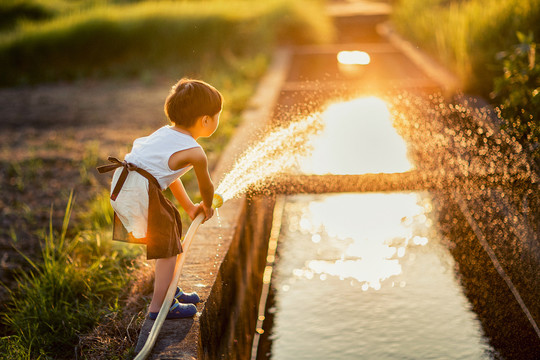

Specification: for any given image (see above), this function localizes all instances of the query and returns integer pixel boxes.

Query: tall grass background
[392,0,540,96]
[0,0,333,85]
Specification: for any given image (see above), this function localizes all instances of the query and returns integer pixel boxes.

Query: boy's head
[164,78,223,128]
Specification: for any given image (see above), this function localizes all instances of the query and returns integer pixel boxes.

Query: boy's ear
[196,115,207,126]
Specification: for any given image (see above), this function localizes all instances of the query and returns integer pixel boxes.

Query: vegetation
[0,0,332,86]
[0,193,144,359]
[392,0,540,96]
[0,0,56,30]
[492,32,540,161]
[392,0,540,162]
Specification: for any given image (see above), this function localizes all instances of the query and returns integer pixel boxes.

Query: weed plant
[78,188,114,231]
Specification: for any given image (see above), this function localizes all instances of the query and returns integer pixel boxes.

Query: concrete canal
[252,96,538,359]
[252,96,494,359]
[248,3,540,360]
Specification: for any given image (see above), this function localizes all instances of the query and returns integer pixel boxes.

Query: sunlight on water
[270,193,493,360]
[288,193,428,290]
[337,50,371,65]
[337,51,371,77]
[216,96,413,204]
[215,91,535,205]
[299,97,412,175]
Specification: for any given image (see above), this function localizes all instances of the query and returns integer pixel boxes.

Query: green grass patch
[0,0,332,85]
[0,192,143,359]
[391,0,540,96]
[78,188,114,231]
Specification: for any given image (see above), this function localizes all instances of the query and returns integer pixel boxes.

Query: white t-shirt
[110,126,200,238]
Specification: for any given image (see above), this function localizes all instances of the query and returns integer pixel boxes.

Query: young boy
[97,78,222,319]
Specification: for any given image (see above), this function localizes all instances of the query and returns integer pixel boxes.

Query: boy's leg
[148,255,176,313]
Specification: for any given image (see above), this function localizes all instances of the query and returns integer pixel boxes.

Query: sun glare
[337,50,371,65]
[300,97,413,175]
[290,193,430,290]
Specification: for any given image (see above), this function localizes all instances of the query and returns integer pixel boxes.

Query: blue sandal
[149,299,197,320]
[175,287,201,304]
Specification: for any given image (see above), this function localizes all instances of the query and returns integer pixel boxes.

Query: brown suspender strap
[96,156,160,201]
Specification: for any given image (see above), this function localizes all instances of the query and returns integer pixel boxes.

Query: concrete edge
[135,47,292,359]
[377,21,461,97]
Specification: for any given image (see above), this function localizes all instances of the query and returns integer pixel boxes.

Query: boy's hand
[201,202,214,223]
[186,204,200,221]
[191,202,214,223]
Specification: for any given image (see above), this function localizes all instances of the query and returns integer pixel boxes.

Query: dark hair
[164,78,223,127]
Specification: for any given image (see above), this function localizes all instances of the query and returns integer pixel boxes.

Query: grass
[6,157,44,192]
[0,192,144,359]
[78,188,114,231]
[0,0,333,86]
[80,141,101,186]
[391,0,540,96]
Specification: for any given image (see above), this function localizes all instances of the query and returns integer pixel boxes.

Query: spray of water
[216,91,538,202]
[212,89,539,351]
[388,92,536,183]
[216,113,324,202]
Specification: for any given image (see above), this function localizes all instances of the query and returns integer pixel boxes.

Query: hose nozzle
[212,193,224,209]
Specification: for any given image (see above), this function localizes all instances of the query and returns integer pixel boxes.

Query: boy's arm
[190,149,214,214]
[169,179,198,220]
[169,147,215,221]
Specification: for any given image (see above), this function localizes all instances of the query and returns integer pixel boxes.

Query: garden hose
[134,193,224,360]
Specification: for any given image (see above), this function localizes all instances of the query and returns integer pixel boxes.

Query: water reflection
[337,51,371,65]
[263,96,496,359]
[337,51,371,77]
[290,193,427,290]
[299,97,412,175]
[267,193,495,360]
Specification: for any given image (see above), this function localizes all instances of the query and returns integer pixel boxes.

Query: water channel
[256,97,505,359]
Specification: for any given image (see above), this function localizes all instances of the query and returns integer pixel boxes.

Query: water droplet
[361,283,369,291]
